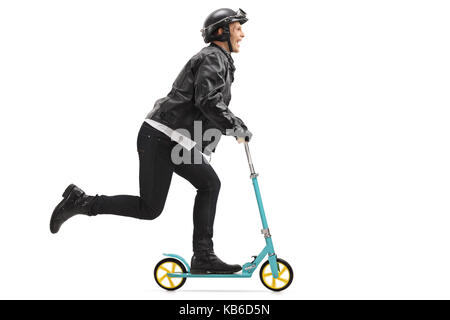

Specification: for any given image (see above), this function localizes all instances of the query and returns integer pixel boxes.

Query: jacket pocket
[162,110,177,125]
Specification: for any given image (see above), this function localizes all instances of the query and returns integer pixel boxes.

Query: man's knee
[139,202,163,220]
[205,177,221,193]
[211,177,221,192]
[196,177,221,193]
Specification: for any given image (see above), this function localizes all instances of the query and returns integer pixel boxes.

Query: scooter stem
[243,142,268,230]
[243,142,278,277]
[244,142,257,178]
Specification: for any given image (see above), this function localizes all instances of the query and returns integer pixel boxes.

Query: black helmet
[201,8,248,52]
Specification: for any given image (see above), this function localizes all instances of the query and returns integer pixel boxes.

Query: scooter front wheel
[259,258,293,291]
[154,258,187,291]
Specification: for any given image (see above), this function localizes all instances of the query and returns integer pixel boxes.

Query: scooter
[154,141,293,291]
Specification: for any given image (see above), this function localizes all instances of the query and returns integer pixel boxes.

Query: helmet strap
[227,38,233,53]
[224,25,233,53]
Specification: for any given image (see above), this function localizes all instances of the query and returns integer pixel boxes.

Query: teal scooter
[154,142,293,291]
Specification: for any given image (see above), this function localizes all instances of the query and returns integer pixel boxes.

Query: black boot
[50,184,98,234]
[190,251,242,274]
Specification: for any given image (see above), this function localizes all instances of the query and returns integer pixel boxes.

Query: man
[50,8,252,274]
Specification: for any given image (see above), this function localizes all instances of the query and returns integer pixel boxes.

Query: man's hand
[237,137,246,144]
[231,127,252,143]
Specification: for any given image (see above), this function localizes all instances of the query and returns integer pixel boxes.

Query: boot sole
[190,269,242,275]
[49,184,76,234]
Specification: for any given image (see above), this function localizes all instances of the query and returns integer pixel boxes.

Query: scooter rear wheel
[259,258,293,291]
[154,258,187,291]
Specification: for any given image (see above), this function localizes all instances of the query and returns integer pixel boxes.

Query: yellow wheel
[154,258,187,291]
[259,258,293,291]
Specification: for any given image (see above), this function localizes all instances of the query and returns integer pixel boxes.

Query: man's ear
[216,27,223,35]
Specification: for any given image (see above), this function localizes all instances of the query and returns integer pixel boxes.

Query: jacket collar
[209,42,235,71]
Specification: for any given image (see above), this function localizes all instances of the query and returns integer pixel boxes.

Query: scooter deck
[167,272,253,278]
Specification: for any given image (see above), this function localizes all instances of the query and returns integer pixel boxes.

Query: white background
[1,0,449,299]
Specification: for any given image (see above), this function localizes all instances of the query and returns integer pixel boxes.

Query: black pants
[91,121,221,253]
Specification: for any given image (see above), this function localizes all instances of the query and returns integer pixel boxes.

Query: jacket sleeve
[194,53,250,138]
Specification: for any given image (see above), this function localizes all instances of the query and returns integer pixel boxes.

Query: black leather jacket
[146,43,251,155]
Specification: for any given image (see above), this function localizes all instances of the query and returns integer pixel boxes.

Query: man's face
[229,22,245,52]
